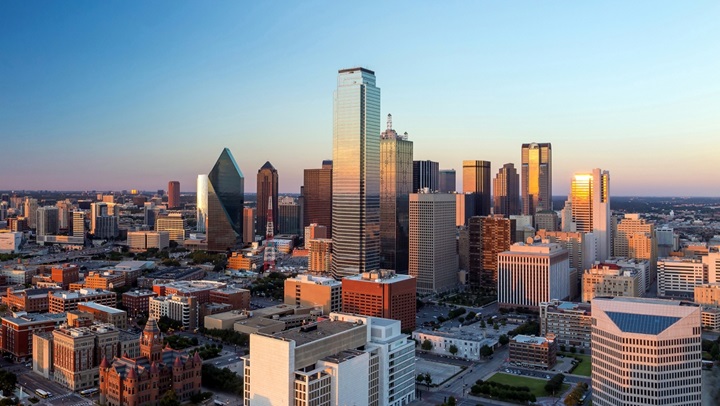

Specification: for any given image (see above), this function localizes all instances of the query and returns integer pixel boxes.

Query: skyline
[2,2,719,196]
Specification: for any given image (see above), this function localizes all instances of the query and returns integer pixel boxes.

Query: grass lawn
[560,353,592,376]
[487,373,569,398]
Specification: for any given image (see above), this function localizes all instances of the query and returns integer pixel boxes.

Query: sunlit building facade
[257,161,279,236]
[462,160,491,216]
[303,160,333,236]
[521,142,552,216]
[196,174,208,232]
[570,168,610,261]
[493,163,520,216]
[331,67,381,279]
[207,148,244,251]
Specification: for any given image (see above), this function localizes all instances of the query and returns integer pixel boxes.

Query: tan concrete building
[658,257,707,299]
[695,283,720,306]
[32,331,54,379]
[84,270,126,290]
[582,263,642,302]
[284,274,341,315]
[540,300,592,349]
[155,213,185,242]
[48,289,117,313]
[613,214,657,273]
[308,238,332,273]
[127,231,170,252]
[77,302,128,329]
[52,323,120,390]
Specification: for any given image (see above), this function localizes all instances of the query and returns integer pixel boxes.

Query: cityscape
[2,3,720,406]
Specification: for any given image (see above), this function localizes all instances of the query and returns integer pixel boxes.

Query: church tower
[140,317,163,362]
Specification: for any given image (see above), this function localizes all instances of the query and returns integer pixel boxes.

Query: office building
[412,160,438,192]
[342,270,416,331]
[582,263,642,302]
[657,258,707,299]
[534,210,558,232]
[304,223,327,247]
[703,251,720,283]
[207,148,244,251]
[540,300,592,349]
[614,214,657,275]
[49,289,117,313]
[76,302,127,329]
[455,193,477,227]
[155,213,185,242]
[466,216,514,291]
[509,335,557,370]
[278,196,301,235]
[570,169,611,261]
[71,211,86,238]
[257,161,279,236]
[127,230,170,252]
[51,264,80,289]
[151,280,227,303]
[409,192,457,294]
[242,312,415,406]
[308,238,333,273]
[521,142,552,215]
[99,318,202,406]
[536,230,593,274]
[380,114,413,273]
[284,274,342,315]
[36,206,59,236]
[438,169,456,193]
[2,287,53,313]
[694,283,720,306]
[24,197,38,229]
[149,295,199,330]
[209,287,250,311]
[196,174,208,232]
[591,297,702,406]
[167,181,180,209]
[0,232,22,253]
[331,67,381,279]
[55,200,71,231]
[497,241,570,310]
[1,312,64,360]
[493,163,520,216]
[656,226,676,257]
[122,290,158,317]
[51,323,120,390]
[243,207,255,243]
[462,160,491,216]
[303,160,332,236]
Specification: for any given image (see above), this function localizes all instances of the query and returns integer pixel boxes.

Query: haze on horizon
[1,1,719,197]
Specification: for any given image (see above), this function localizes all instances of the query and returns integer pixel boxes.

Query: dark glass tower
[493,163,520,216]
[207,148,244,251]
[462,160,492,216]
[412,160,439,192]
[256,161,278,236]
[303,160,333,236]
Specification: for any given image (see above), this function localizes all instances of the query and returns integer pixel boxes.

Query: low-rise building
[2,287,54,312]
[52,323,120,390]
[508,334,557,370]
[539,300,592,349]
[84,270,126,290]
[284,274,342,315]
[149,295,199,330]
[1,312,66,360]
[122,289,158,317]
[582,263,642,302]
[48,289,117,313]
[77,302,128,329]
[412,329,499,361]
[208,287,251,311]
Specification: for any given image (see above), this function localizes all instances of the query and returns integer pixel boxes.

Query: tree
[711,343,720,360]
[480,320,486,328]
[423,373,432,388]
[493,323,499,330]
[446,396,457,406]
[159,390,180,406]
[422,339,432,351]
[570,346,577,354]
[458,317,465,323]
[498,334,510,346]
[449,344,458,356]
[480,345,494,358]
[0,370,17,396]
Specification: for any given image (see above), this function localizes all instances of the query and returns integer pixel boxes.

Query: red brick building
[342,270,416,331]
[208,287,250,310]
[152,280,226,304]
[48,289,117,313]
[2,287,54,312]
[99,318,202,406]
[122,290,158,317]
[51,264,80,289]
[0,312,63,360]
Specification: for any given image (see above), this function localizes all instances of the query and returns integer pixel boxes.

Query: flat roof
[338,67,374,75]
[78,301,125,314]
[513,335,549,345]
[273,320,363,347]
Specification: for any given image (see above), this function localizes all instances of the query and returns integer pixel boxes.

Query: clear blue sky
[2,1,719,196]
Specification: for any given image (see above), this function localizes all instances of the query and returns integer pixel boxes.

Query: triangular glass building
[207,148,244,251]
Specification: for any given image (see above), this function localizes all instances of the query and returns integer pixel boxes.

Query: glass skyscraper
[380,114,413,273]
[207,148,244,252]
[493,163,520,216]
[462,160,492,216]
[570,168,610,261]
[331,67,381,279]
[521,142,552,216]
[196,174,208,232]
[256,161,279,236]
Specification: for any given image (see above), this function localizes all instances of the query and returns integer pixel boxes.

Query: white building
[569,169,610,261]
[196,174,208,233]
[657,257,707,299]
[242,312,415,406]
[412,329,498,360]
[409,191,457,294]
[148,295,198,330]
[0,232,23,253]
[497,240,570,310]
[591,297,702,406]
[36,206,59,237]
[155,213,185,242]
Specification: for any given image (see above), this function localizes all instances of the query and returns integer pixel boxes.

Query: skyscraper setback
[302,160,332,236]
[331,67,381,279]
[493,163,520,216]
[256,161,278,236]
[380,114,413,273]
[521,142,552,216]
[462,160,491,216]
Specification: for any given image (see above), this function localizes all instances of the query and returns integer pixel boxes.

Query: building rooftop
[322,349,365,364]
[513,335,550,345]
[343,269,414,284]
[287,274,341,286]
[78,301,125,314]
[122,289,157,297]
[2,312,66,326]
[154,280,226,293]
[605,312,680,335]
[51,288,114,299]
[113,260,156,270]
[272,319,364,347]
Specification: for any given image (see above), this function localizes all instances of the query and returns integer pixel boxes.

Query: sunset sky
[2,1,719,196]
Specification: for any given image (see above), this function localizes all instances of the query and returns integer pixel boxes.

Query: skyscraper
[256,161,278,236]
[196,174,208,232]
[462,160,491,216]
[493,163,520,216]
[24,197,38,229]
[167,181,180,209]
[570,168,611,261]
[412,160,439,192]
[207,148,244,252]
[36,206,59,237]
[242,207,255,244]
[331,67,381,279]
[380,114,413,273]
[302,160,332,236]
[438,169,456,193]
[521,142,552,216]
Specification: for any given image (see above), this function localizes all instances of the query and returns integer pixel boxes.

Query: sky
[1,1,719,196]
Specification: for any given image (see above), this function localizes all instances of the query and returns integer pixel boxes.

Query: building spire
[386,113,392,131]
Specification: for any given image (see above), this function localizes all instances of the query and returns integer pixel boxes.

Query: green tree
[446,396,457,406]
[0,370,17,396]
[498,334,510,346]
[711,343,720,360]
[449,344,458,356]
[159,390,180,406]
[423,373,432,388]
[493,323,499,330]
[422,339,432,351]
[480,345,494,358]
[480,320,486,328]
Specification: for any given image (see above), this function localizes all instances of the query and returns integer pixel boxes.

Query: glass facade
[256,161,278,236]
[303,162,332,237]
[332,67,381,279]
[493,163,520,216]
[196,174,208,232]
[462,160,491,216]
[207,148,244,251]
[521,142,552,215]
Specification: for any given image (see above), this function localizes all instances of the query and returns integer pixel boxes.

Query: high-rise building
[303,160,332,236]
[582,263,642,302]
[570,168,611,261]
[521,142,552,216]
[614,214,658,277]
[23,197,38,229]
[196,174,208,232]
[380,114,413,273]
[242,207,256,244]
[167,181,180,209]
[70,210,86,238]
[278,196,301,235]
[534,210,559,231]
[91,202,119,239]
[467,216,515,291]
[284,274,342,315]
[304,223,327,248]
[155,213,185,242]
[256,161,279,236]
[207,148,244,251]
[51,323,120,390]
[536,230,597,276]
[342,270,416,331]
[412,160,439,192]
[308,238,333,273]
[657,258,707,299]
[438,169,456,193]
[462,160,491,216]
[497,241,570,310]
[409,192,457,294]
[56,199,71,231]
[455,193,477,227]
[331,67,381,279]
[591,297,702,406]
[36,206,59,236]
[493,163,520,216]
